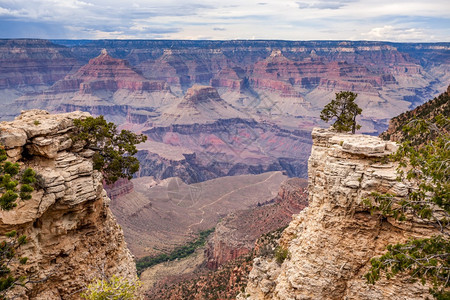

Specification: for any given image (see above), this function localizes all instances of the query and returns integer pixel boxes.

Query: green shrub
[72,116,147,184]
[274,246,289,264]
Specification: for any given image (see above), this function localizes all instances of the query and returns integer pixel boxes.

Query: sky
[0,0,449,42]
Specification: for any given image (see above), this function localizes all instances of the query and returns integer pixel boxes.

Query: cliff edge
[239,128,436,299]
[0,110,136,299]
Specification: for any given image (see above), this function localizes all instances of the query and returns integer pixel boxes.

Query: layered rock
[240,128,435,299]
[53,49,169,94]
[0,40,78,89]
[9,50,176,121]
[105,178,135,201]
[135,141,199,184]
[2,40,448,135]
[143,119,312,181]
[205,178,308,270]
[155,85,250,126]
[0,39,78,104]
[0,110,136,299]
[137,48,232,94]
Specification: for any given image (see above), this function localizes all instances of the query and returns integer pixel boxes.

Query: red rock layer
[0,39,78,89]
[249,50,396,94]
[105,178,134,201]
[51,50,169,93]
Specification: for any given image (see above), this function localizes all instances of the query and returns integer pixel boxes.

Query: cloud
[0,0,448,41]
[297,0,355,10]
[361,25,430,42]
[129,25,181,34]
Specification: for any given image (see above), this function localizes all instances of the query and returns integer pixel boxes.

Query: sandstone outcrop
[239,128,435,299]
[0,110,136,299]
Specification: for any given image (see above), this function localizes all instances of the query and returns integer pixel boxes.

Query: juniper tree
[0,147,35,211]
[320,91,362,134]
[364,114,449,299]
[72,116,147,184]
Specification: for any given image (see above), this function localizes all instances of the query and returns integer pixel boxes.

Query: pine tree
[320,91,362,134]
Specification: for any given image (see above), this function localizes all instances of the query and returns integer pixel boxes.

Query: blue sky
[0,0,449,41]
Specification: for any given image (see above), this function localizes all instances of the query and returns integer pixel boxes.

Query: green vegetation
[149,226,287,300]
[136,228,214,274]
[320,91,362,134]
[274,246,289,264]
[0,147,36,297]
[0,231,29,299]
[0,147,36,211]
[81,275,142,300]
[381,90,449,142]
[364,114,449,298]
[72,116,147,184]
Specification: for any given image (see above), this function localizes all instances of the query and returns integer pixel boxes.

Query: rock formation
[381,85,450,142]
[0,110,136,299]
[110,171,288,259]
[239,128,436,299]
[0,39,78,103]
[142,119,312,181]
[205,178,308,270]
[155,85,250,126]
[53,49,169,94]
[9,50,176,121]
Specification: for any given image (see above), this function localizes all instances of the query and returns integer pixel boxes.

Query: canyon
[110,171,288,258]
[1,39,448,185]
[0,39,448,298]
[140,176,308,298]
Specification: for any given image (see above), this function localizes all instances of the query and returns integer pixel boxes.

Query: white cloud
[362,25,429,42]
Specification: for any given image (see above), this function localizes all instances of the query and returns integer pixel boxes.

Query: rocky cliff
[0,110,136,299]
[381,85,450,142]
[141,119,312,181]
[156,85,249,126]
[239,128,436,299]
[3,40,449,133]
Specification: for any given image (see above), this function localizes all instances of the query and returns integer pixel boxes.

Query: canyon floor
[110,171,288,258]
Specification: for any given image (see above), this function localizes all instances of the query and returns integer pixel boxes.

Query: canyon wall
[239,128,436,299]
[0,110,136,299]
[205,178,308,270]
